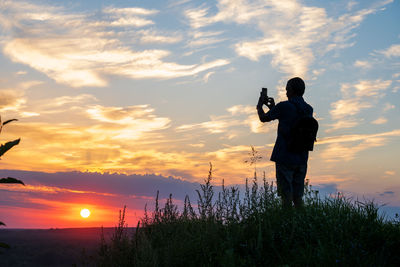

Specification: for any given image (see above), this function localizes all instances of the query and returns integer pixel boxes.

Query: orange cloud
[317,130,400,161]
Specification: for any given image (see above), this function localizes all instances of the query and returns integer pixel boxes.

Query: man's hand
[266,97,275,110]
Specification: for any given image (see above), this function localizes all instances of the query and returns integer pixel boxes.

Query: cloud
[0,170,198,200]
[325,119,360,132]
[317,129,400,161]
[379,44,400,58]
[184,0,393,77]
[330,98,372,120]
[103,7,158,16]
[347,1,358,11]
[189,143,205,148]
[371,117,387,125]
[354,60,372,69]
[3,38,229,87]
[235,37,315,77]
[353,79,392,97]
[317,129,400,145]
[168,0,191,8]
[226,105,253,115]
[0,1,230,87]
[176,115,242,134]
[0,92,181,176]
[87,105,166,125]
[100,7,158,27]
[383,103,395,112]
[203,71,215,82]
[138,30,182,44]
[0,183,117,197]
[228,104,275,134]
[86,104,171,140]
[176,104,272,135]
[187,31,226,47]
[3,38,109,87]
[0,92,270,183]
[329,79,392,128]
[320,137,386,162]
[311,68,326,80]
[0,90,25,111]
[379,191,395,196]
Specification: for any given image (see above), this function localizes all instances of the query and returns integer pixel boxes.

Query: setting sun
[80,208,91,218]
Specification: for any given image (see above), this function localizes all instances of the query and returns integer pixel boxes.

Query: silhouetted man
[257,77,314,208]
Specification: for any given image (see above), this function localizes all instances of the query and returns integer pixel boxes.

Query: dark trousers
[276,162,307,208]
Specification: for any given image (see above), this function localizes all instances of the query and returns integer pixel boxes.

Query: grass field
[96,168,400,267]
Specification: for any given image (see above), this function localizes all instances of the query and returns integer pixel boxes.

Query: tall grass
[96,165,400,266]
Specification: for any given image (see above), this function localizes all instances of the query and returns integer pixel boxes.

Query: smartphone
[261,88,268,105]
[261,87,268,97]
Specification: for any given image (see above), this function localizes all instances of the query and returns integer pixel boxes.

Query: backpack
[287,101,318,152]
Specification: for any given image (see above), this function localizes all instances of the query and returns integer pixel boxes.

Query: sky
[0,0,399,228]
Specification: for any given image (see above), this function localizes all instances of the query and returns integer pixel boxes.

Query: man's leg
[292,164,307,209]
[276,163,294,208]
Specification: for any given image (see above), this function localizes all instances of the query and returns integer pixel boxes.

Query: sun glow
[80,208,91,218]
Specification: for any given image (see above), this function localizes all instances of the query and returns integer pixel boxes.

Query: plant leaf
[0,177,25,185]
[3,119,18,126]
[0,138,20,157]
[0,242,10,249]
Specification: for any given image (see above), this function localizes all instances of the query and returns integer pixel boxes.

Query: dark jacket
[257,96,313,165]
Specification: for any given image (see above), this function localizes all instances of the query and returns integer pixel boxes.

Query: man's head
[286,77,305,99]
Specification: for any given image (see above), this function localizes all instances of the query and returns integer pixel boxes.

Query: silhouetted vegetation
[96,164,400,266]
[0,117,24,251]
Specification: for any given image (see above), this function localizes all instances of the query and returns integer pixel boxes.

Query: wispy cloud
[318,129,400,145]
[320,138,384,162]
[0,1,229,87]
[371,117,388,125]
[86,104,171,140]
[325,119,360,132]
[379,44,400,58]
[184,0,393,77]
[354,60,373,69]
[176,116,242,134]
[0,90,25,112]
[383,103,395,111]
[187,30,226,47]
[0,183,117,197]
[384,170,395,176]
[176,104,272,135]
[329,79,392,130]
[330,98,372,120]
[138,30,182,44]
[317,129,400,161]
[203,71,215,82]
[103,7,158,16]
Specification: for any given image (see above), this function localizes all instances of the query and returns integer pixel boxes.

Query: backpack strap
[289,99,306,117]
